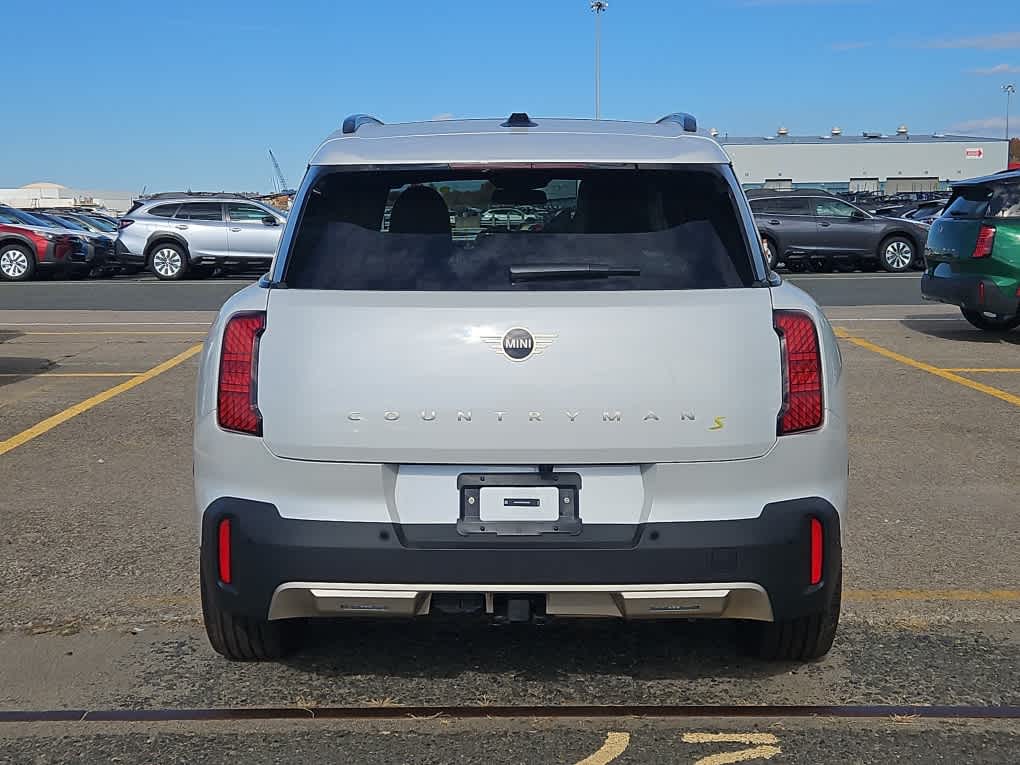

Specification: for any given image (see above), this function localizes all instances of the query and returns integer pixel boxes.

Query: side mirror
[851,209,868,220]
[262,216,279,226]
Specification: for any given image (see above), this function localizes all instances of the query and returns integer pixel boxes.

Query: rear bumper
[113,239,146,267]
[921,272,1019,316]
[201,496,841,624]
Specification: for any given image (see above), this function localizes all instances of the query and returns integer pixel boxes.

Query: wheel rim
[884,241,912,269]
[0,249,29,278]
[153,248,182,277]
[763,241,775,266]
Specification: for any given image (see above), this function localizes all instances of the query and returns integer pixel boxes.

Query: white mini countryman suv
[195,112,848,662]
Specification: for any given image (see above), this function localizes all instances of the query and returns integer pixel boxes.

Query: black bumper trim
[191,256,272,270]
[201,497,842,623]
[921,273,1019,316]
[113,239,145,267]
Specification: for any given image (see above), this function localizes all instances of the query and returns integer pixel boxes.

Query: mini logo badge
[481,328,557,361]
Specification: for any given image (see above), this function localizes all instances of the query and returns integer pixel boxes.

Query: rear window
[987,182,1020,219]
[148,204,179,218]
[6,209,51,227]
[175,203,222,221]
[945,182,1020,220]
[284,167,755,291]
[749,197,810,215]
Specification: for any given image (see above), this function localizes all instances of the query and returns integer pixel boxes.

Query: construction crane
[268,148,289,193]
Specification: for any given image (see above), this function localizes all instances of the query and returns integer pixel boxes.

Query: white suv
[116,194,286,280]
[194,112,848,662]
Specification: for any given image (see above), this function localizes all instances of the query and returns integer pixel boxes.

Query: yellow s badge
[709,416,726,431]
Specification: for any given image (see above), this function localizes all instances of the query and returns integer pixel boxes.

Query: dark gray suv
[749,190,930,273]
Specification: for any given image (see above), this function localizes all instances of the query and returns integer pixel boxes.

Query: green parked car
[922,169,1020,331]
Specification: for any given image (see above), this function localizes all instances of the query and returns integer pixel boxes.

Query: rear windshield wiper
[509,264,641,282]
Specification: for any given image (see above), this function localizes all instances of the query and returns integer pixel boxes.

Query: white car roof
[310,117,731,167]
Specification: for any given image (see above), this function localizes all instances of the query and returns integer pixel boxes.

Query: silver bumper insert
[268,582,773,622]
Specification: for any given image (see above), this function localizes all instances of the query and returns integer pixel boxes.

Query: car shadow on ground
[282,618,796,682]
[0,332,52,387]
[901,320,1020,345]
[0,361,52,387]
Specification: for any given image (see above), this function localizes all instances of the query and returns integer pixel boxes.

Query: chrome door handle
[230,227,242,232]
[768,219,781,225]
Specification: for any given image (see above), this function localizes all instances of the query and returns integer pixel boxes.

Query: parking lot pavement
[0,307,1018,761]
[3,718,1020,764]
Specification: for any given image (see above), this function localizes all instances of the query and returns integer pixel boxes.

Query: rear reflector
[217,518,232,584]
[978,281,985,305]
[217,312,265,435]
[774,311,824,434]
[972,225,995,258]
[810,517,823,585]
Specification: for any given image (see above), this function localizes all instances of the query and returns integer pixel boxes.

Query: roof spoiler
[656,112,698,133]
[342,113,384,135]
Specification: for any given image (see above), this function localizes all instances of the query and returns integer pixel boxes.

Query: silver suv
[195,112,848,663]
[116,194,286,280]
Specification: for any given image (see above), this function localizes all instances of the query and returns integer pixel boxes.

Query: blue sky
[3,0,1018,192]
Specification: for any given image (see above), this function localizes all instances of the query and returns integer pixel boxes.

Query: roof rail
[342,113,384,135]
[137,191,255,201]
[656,112,698,133]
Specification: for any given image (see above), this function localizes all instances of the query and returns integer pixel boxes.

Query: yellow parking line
[940,368,1020,373]
[846,589,1020,602]
[574,732,630,765]
[0,372,143,378]
[0,344,203,457]
[834,328,1020,408]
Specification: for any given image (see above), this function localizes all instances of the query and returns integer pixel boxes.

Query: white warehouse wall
[722,139,1009,188]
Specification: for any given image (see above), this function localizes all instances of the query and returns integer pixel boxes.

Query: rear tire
[201,576,293,661]
[878,236,915,273]
[748,574,841,661]
[0,244,35,281]
[149,243,188,281]
[961,309,1020,333]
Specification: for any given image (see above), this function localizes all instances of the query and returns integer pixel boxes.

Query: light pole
[1004,84,1016,141]
[591,1,608,119]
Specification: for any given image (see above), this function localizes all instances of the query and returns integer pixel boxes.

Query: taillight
[774,310,823,434]
[218,518,232,584]
[217,312,265,435]
[972,225,995,258]
[809,517,823,585]
[117,219,134,230]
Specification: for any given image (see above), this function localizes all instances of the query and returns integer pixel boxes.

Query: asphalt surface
[3,718,1020,764]
[0,288,1018,763]
[0,272,926,310]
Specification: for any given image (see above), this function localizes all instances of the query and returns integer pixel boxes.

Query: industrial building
[717,128,1010,194]
[0,182,135,214]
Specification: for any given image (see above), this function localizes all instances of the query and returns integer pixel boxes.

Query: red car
[0,208,89,281]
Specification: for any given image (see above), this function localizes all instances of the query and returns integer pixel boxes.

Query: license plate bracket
[457,472,582,536]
